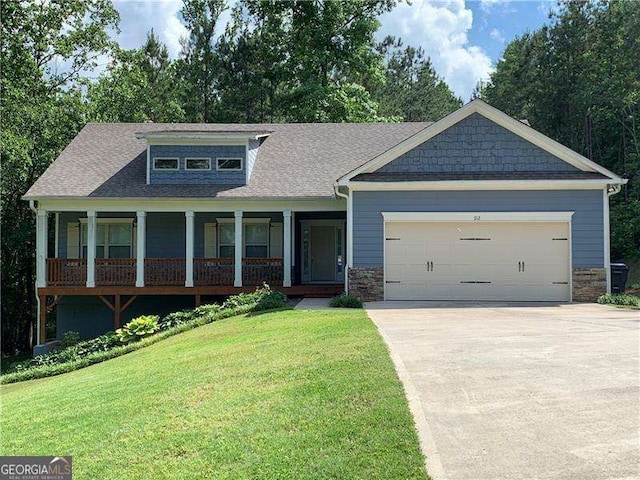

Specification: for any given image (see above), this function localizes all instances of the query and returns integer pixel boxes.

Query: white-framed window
[216,158,243,171]
[80,220,133,259]
[185,158,211,170]
[153,157,179,170]
[216,219,270,258]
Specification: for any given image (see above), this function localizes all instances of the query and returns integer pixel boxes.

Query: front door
[301,220,345,284]
[310,226,336,282]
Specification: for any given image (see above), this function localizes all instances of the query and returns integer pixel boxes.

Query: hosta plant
[116,315,159,343]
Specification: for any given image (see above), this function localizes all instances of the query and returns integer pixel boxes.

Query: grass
[0,310,428,480]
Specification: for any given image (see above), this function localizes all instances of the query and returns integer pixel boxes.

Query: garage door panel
[385,220,570,301]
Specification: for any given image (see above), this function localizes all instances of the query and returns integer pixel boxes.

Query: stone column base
[348,267,384,301]
[572,268,607,302]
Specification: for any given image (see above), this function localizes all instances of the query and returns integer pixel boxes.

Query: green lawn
[0,309,428,479]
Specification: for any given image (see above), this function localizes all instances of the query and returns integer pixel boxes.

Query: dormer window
[186,158,211,170]
[153,158,179,170]
[217,158,242,170]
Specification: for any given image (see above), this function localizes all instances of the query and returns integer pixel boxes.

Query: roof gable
[337,99,625,184]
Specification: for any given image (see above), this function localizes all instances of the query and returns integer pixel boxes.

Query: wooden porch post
[114,295,121,329]
[234,211,243,287]
[283,210,292,287]
[39,295,47,344]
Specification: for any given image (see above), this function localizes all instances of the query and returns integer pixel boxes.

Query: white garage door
[385,221,570,301]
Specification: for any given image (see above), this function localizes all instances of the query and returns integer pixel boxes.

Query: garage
[383,213,572,301]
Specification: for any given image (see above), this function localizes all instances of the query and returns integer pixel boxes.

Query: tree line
[2,0,638,355]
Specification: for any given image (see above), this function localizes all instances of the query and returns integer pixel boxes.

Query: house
[25,100,626,348]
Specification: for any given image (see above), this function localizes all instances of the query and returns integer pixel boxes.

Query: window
[218,223,235,258]
[82,223,132,259]
[185,158,211,170]
[216,158,242,170]
[244,224,268,258]
[153,158,179,170]
[217,221,270,258]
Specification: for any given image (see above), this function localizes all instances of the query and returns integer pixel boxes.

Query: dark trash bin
[610,263,629,294]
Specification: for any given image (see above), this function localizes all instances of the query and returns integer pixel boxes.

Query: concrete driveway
[366,302,640,480]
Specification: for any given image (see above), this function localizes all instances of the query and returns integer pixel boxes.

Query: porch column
[136,211,146,287]
[283,210,292,287]
[86,210,96,287]
[185,211,195,287]
[234,210,243,287]
[36,209,47,288]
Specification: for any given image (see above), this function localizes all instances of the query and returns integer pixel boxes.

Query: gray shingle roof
[24,122,431,199]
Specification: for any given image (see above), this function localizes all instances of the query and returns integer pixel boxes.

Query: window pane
[217,158,242,170]
[82,224,105,244]
[219,246,235,258]
[108,246,130,258]
[96,246,106,259]
[245,224,268,244]
[154,158,178,169]
[109,224,132,245]
[245,245,267,258]
[219,224,235,245]
[186,158,210,170]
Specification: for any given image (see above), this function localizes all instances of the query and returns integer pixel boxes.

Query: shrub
[256,290,286,311]
[116,315,159,343]
[223,284,286,311]
[329,294,363,309]
[158,310,197,330]
[60,331,81,349]
[597,293,640,307]
[194,303,223,321]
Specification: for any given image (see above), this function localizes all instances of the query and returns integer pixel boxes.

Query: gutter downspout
[30,200,42,347]
[334,184,349,294]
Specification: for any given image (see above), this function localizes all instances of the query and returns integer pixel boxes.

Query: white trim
[137,132,268,140]
[381,211,575,223]
[185,157,212,171]
[347,191,353,269]
[347,179,613,191]
[136,211,146,287]
[216,157,243,171]
[382,211,573,302]
[185,211,194,287]
[337,99,625,184]
[54,212,59,258]
[79,217,134,224]
[283,210,292,287]
[152,157,179,171]
[145,138,250,146]
[146,146,150,184]
[36,210,47,288]
[234,211,243,287]
[86,211,96,287]
[34,198,346,213]
[603,189,611,294]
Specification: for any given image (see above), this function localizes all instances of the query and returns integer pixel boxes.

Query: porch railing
[95,258,136,286]
[243,258,284,286]
[145,258,185,286]
[46,258,87,286]
[194,258,234,286]
[45,257,285,287]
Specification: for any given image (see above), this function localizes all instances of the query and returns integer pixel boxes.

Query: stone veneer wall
[348,267,384,301]
[572,268,607,302]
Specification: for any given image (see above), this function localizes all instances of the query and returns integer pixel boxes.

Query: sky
[108,0,556,101]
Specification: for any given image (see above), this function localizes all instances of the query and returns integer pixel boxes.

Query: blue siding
[146,212,185,258]
[149,144,246,185]
[378,113,578,173]
[352,190,604,268]
[56,295,196,339]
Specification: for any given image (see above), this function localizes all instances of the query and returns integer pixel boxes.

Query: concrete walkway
[294,297,332,310]
[366,302,640,480]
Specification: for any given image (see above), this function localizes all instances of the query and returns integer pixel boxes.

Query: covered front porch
[35,207,346,344]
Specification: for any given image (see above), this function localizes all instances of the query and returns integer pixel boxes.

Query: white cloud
[378,0,493,100]
[480,0,508,12]
[490,27,506,43]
